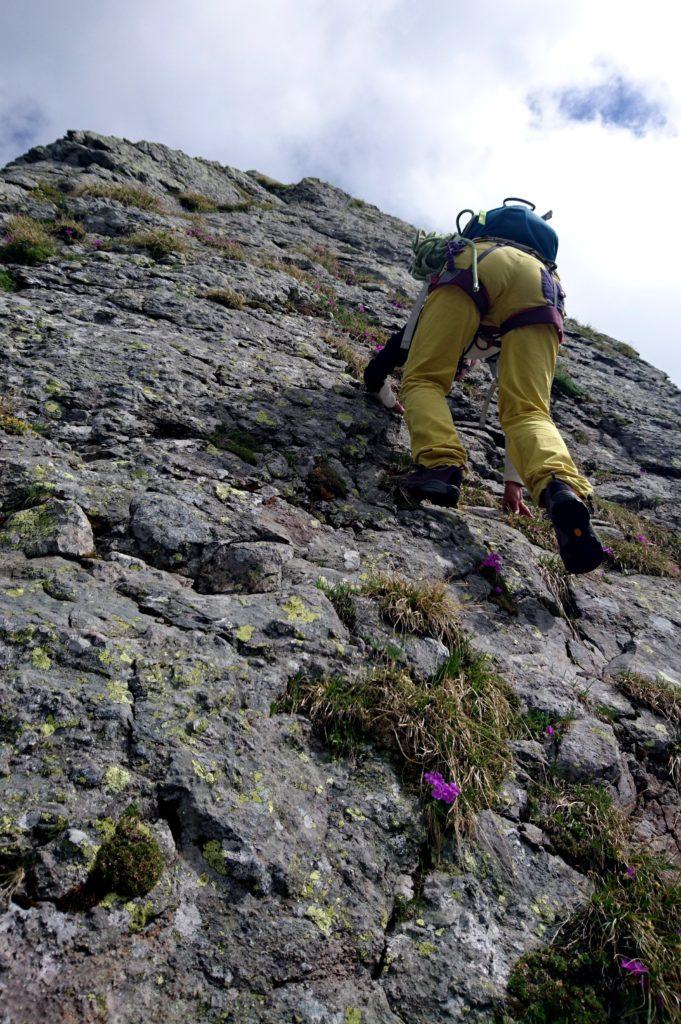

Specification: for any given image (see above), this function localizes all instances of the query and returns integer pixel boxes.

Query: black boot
[398,464,463,508]
[541,479,604,574]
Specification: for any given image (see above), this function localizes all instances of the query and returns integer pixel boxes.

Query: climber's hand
[377,381,404,415]
[503,482,533,517]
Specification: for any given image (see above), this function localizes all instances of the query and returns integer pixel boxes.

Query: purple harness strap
[499,305,564,342]
[428,268,491,316]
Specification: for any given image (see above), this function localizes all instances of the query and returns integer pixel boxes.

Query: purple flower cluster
[480,551,502,572]
[423,771,461,805]
[390,298,406,309]
[637,534,650,546]
[603,546,614,557]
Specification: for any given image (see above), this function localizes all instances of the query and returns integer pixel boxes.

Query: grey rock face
[0,131,679,1023]
[0,498,94,558]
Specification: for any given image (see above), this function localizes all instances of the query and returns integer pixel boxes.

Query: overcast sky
[1,0,680,384]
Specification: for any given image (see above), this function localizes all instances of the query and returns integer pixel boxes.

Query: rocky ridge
[0,131,679,1023]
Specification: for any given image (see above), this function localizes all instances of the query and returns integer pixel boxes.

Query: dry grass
[74,181,164,211]
[361,571,462,650]
[204,287,244,310]
[615,671,681,726]
[321,331,367,380]
[0,866,24,906]
[459,482,499,508]
[51,218,86,244]
[595,497,680,568]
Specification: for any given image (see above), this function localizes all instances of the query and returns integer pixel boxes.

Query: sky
[1,0,680,384]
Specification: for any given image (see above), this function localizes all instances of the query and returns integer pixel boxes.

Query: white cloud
[1,0,680,381]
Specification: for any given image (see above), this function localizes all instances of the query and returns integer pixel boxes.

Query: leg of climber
[399,285,480,507]
[497,324,604,573]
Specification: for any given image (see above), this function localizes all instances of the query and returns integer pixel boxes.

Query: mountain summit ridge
[0,131,679,1023]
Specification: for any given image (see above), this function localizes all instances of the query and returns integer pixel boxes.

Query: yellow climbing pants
[400,243,591,505]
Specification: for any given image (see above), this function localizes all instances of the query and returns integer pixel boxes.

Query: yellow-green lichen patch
[236,624,255,642]
[125,898,154,932]
[105,679,132,705]
[282,596,321,624]
[305,903,335,937]
[31,647,52,671]
[344,1010,363,1024]
[104,765,132,793]
[417,940,438,957]
[4,587,24,598]
[192,759,217,785]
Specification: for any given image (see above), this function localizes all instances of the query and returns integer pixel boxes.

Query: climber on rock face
[364,199,605,576]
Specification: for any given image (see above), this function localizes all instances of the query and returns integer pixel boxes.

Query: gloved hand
[503,481,533,517]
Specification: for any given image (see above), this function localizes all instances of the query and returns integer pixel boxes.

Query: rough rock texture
[0,130,679,1023]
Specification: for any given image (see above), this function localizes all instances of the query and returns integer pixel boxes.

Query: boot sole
[550,496,604,574]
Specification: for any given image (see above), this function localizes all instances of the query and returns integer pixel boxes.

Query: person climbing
[364,198,605,575]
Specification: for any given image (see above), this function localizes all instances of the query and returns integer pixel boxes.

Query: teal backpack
[410,198,557,283]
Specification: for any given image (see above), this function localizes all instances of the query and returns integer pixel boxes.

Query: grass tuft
[0,216,56,265]
[204,287,244,310]
[614,671,681,726]
[316,577,359,630]
[553,361,586,400]
[508,779,681,1023]
[74,182,164,211]
[0,395,31,435]
[0,268,17,292]
[123,228,188,260]
[321,331,367,380]
[361,572,461,650]
[178,190,217,213]
[280,640,515,835]
[51,218,86,244]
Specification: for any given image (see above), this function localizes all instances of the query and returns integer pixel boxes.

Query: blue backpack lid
[462,203,559,264]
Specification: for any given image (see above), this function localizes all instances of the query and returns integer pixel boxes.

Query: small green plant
[204,287,244,310]
[552,362,585,400]
[307,459,348,501]
[74,182,164,211]
[316,577,359,630]
[0,269,17,292]
[0,216,56,265]
[90,813,163,899]
[0,395,31,435]
[208,426,261,464]
[123,228,188,260]
[30,180,68,208]
[178,190,217,213]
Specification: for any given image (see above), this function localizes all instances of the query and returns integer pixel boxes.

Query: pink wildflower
[373,345,385,354]
[620,957,648,980]
[637,535,650,545]
[423,771,461,805]
[603,546,614,557]
[546,725,555,736]
[480,552,502,573]
[359,304,365,313]
[626,866,636,879]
